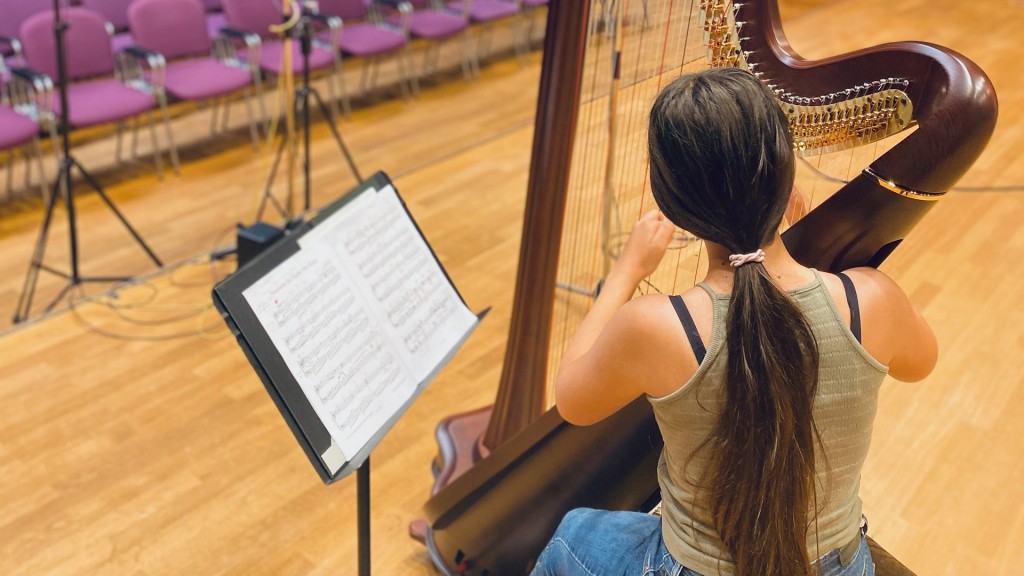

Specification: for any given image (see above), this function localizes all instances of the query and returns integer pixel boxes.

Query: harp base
[430,404,494,492]
[409,405,493,548]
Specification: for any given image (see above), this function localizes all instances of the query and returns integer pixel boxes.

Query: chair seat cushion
[254,40,337,74]
[397,11,467,39]
[163,58,252,101]
[0,105,40,150]
[451,0,519,22]
[56,81,156,128]
[325,24,405,57]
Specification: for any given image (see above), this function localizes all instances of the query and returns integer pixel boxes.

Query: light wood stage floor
[1,1,1022,574]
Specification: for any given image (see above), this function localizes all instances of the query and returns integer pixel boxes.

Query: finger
[654,222,675,247]
[641,209,662,222]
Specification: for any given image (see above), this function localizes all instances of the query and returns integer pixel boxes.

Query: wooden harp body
[415,2,997,574]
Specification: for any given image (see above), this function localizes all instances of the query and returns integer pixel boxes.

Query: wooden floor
[1,1,1022,574]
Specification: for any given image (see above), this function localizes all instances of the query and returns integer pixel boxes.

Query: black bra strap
[669,295,706,364]
[837,272,862,343]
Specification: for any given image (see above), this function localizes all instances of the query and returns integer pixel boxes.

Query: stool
[867,537,916,576]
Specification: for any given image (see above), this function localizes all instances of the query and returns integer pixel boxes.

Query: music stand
[216,173,482,575]
[13,0,162,324]
[255,8,362,223]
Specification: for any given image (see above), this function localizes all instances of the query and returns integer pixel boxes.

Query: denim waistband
[829,515,869,568]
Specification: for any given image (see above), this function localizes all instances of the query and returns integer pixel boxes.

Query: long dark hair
[648,67,821,575]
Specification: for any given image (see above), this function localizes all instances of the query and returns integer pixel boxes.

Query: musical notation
[243,184,478,463]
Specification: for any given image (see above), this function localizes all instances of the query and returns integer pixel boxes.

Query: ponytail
[648,67,823,575]
[709,260,819,575]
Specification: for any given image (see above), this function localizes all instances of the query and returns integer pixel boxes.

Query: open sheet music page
[241,184,478,462]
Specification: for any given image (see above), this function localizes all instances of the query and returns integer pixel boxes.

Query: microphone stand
[14,0,162,323]
[255,12,361,223]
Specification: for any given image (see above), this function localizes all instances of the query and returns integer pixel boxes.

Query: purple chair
[314,0,415,106]
[19,7,176,177]
[0,76,49,199]
[79,0,136,53]
[0,0,63,77]
[220,0,345,123]
[128,0,262,150]
[396,0,477,84]
[448,0,524,69]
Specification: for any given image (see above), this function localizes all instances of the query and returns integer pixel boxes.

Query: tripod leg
[72,158,163,267]
[256,130,291,222]
[14,165,66,323]
[308,88,362,182]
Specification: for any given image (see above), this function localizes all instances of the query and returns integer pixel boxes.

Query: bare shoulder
[621,289,712,335]
[615,294,683,342]
[618,293,703,396]
[839,267,938,381]
[840,266,907,300]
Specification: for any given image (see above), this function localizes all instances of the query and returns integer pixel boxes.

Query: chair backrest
[315,0,367,20]
[79,0,135,32]
[201,0,222,10]
[129,0,211,59]
[220,0,289,37]
[0,0,54,43]
[20,8,116,80]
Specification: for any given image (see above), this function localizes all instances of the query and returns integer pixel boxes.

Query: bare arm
[555,210,676,425]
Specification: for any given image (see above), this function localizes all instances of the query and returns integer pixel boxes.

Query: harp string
[544,0,925,408]
[591,0,627,287]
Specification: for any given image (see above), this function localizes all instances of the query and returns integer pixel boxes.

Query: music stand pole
[13,0,162,323]
[255,14,362,223]
[358,457,371,576]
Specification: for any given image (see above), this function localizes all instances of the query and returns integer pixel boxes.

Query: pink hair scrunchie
[729,249,765,267]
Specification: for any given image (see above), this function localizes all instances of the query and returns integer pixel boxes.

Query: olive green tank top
[648,270,887,576]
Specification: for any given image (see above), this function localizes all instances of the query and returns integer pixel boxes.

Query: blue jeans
[529,508,875,576]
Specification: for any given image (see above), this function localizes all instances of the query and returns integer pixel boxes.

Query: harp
[413,1,997,574]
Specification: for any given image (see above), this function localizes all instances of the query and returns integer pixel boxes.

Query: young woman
[530,67,937,576]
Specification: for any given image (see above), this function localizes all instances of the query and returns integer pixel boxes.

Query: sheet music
[300,185,478,381]
[242,184,477,463]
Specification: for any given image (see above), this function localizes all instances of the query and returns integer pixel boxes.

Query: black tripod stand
[255,13,362,223]
[13,0,162,324]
